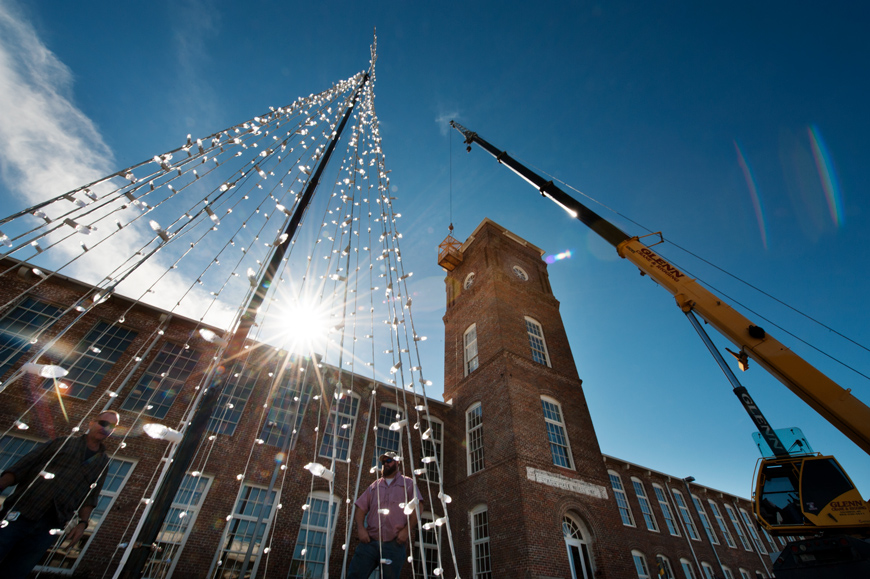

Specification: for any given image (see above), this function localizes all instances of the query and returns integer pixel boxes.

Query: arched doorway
[562,514,594,579]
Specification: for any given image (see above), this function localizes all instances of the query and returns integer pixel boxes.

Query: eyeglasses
[381,458,395,464]
[97,420,117,430]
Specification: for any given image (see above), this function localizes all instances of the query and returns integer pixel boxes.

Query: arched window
[319,391,360,461]
[655,555,675,579]
[631,478,658,532]
[739,507,767,554]
[421,417,443,482]
[524,316,550,366]
[708,499,736,547]
[464,324,479,375]
[724,503,753,551]
[415,511,440,577]
[653,484,680,536]
[541,396,573,469]
[680,558,696,579]
[700,562,715,579]
[288,491,339,578]
[608,470,635,527]
[632,550,651,579]
[373,403,401,466]
[466,402,484,475]
[692,494,719,544]
[470,504,491,579]
[722,566,735,579]
[671,489,699,540]
[562,514,594,579]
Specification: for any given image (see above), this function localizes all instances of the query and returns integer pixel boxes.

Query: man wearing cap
[0,411,119,578]
[347,451,423,579]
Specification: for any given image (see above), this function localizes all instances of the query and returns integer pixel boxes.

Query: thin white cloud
[0,1,236,329]
[0,0,114,203]
[435,111,459,136]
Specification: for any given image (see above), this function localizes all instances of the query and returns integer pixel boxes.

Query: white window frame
[372,403,402,466]
[760,525,779,553]
[470,504,492,579]
[708,499,736,548]
[466,402,484,475]
[318,391,360,461]
[739,569,752,579]
[722,566,735,579]
[37,457,137,574]
[632,550,651,579]
[524,316,551,366]
[632,478,658,532]
[145,472,214,579]
[563,514,594,579]
[0,433,47,506]
[288,491,339,578]
[421,417,443,483]
[671,488,700,540]
[211,482,280,578]
[739,507,767,554]
[653,484,680,536]
[680,558,696,579]
[724,503,753,551]
[692,494,719,544]
[541,396,574,469]
[463,272,475,289]
[656,555,675,579]
[701,562,716,579]
[415,511,441,577]
[464,324,479,375]
[608,470,635,527]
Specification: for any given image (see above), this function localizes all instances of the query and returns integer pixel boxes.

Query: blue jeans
[347,538,408,579]
[0,511,60,579]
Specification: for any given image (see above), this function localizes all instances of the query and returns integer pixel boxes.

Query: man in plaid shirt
[0,410,119,578]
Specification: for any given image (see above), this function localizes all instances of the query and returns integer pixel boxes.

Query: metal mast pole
[119,71,369,579]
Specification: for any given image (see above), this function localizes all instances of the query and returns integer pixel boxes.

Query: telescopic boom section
[450,120,870,457]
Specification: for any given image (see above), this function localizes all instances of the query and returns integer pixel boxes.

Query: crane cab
[755,455,870,535]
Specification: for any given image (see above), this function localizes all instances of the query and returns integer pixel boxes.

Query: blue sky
[1,0,868,500]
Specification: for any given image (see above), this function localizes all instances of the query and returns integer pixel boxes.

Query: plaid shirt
[354,474,423,542]
[2,435,109,523]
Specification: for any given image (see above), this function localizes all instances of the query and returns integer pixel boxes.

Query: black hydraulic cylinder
[119,72,369,578]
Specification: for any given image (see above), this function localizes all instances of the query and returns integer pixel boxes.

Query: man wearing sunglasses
[0,410,120,578]
[347,451,423,578]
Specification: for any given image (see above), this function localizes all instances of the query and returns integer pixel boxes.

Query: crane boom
[450,121,870,456]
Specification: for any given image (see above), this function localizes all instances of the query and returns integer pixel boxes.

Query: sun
[278,299,332,353]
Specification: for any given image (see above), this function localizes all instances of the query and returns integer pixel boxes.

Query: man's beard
[383,462,398,477]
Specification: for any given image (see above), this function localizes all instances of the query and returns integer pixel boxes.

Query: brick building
[0,219,781,578]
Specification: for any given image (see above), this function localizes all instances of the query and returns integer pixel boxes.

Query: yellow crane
[450,121,870,578]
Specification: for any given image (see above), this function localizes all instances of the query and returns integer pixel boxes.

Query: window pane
[288,495,338,578]
[467,404,484,474]
[209,364,259,436]
[51,321,137,399]
[319,394,359,461]
[214,484,277,578]
[260,374,312,447]
[122,342,201,418]
[0,297,63,378]
[609,472,634,526]
[525,318,549,366]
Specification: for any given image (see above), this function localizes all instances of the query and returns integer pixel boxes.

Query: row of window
[463,315,551,376]
[631,549,764,579]
[0,433,353,578]
[466,395,572,475]
[0,297,442,469]
[609,470,783,555]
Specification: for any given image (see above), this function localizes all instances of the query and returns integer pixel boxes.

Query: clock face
[512,265,528,281]
[464,272,475,289]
